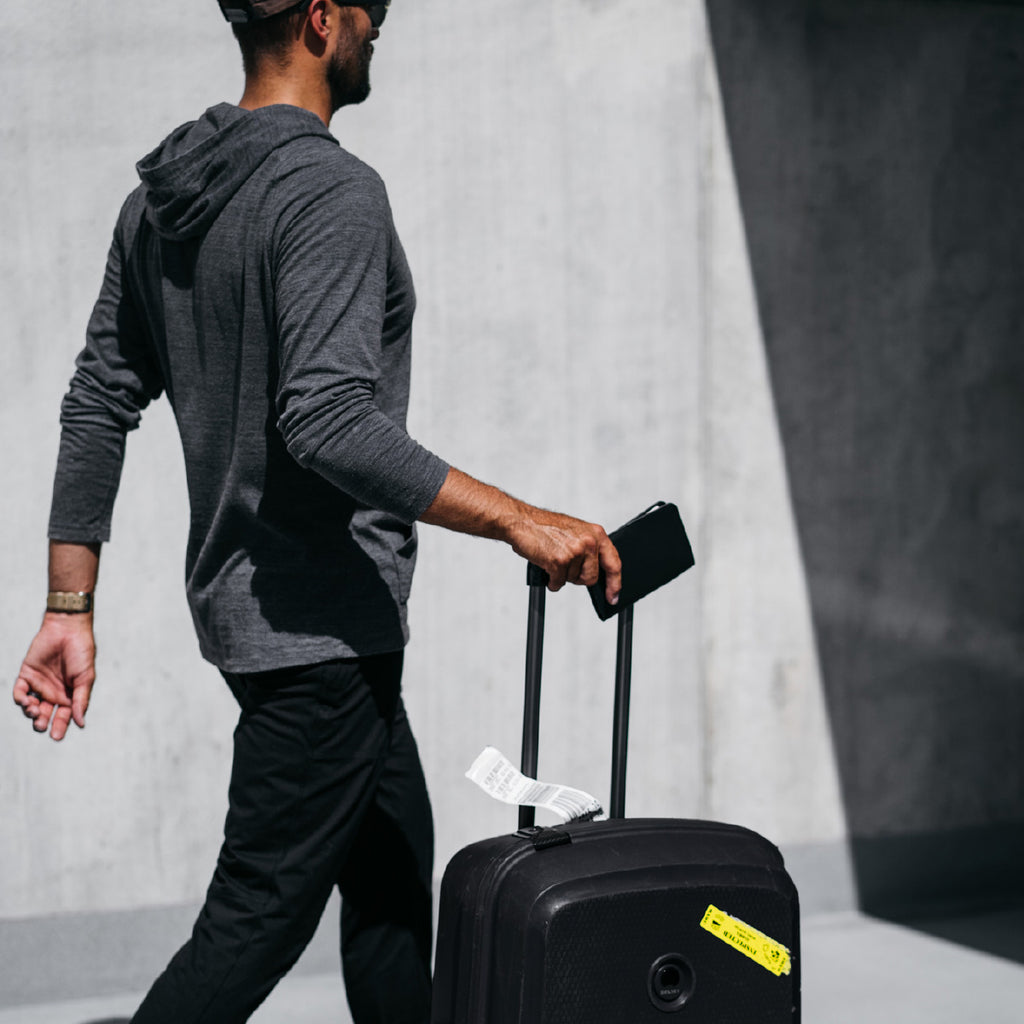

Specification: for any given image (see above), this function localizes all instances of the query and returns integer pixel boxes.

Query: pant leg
[337,696,434,1024]
[131,653,406,1024]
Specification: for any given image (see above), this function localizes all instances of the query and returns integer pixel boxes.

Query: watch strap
[47,591,93,614]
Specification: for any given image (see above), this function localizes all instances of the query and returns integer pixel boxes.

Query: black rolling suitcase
[432,505,800,1023]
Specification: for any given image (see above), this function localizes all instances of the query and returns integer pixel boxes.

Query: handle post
[519,565,547,828]
[609,604,634,818]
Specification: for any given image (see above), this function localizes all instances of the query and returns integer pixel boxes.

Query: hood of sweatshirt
[136,103,336,241]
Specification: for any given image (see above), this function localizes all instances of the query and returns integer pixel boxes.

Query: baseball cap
[217,0,311,22]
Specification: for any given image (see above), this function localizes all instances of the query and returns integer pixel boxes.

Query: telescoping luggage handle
[518,502,694,829]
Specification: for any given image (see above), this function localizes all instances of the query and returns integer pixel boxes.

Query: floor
[0,909,1021,1023]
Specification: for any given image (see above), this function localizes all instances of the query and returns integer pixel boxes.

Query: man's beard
[328,38,372,111]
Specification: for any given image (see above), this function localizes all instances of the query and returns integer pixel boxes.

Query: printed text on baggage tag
[465,747,602,822]
[700,905,792,977]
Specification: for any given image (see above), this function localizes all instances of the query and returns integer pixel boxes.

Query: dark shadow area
[884,902,1024,966]
[707,0,1024,959]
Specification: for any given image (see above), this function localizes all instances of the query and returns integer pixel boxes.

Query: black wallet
[587,501,695,620]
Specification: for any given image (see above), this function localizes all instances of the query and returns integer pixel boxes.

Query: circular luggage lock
[647,953,696,1012]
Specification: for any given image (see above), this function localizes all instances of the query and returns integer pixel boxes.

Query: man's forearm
[418,467,526,542]
[48,540,101,598]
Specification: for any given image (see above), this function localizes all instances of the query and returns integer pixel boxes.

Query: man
[12,1,621,1022]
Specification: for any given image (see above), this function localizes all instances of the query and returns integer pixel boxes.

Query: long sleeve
[48,210,164,543]
[270,165,448,525]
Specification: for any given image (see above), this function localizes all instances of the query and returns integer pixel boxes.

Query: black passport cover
[588,502,695,620]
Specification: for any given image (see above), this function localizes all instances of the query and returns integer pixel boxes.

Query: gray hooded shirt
[49,103,450,672]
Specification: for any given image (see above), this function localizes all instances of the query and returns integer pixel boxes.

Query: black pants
[131,652,434,1024]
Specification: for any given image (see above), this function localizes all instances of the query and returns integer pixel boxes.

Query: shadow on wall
[706,0,1024,959]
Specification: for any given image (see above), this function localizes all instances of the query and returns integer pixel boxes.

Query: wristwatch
[46,591,93,614]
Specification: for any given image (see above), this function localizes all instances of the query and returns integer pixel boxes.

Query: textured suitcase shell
[432,817,800,1024]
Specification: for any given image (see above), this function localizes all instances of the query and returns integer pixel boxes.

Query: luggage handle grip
[526,563,550,588]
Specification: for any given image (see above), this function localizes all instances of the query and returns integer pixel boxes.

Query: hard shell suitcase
[432,818,799,1023]
[432,517,800,1024]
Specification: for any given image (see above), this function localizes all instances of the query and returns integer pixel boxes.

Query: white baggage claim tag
[466,747,603,823]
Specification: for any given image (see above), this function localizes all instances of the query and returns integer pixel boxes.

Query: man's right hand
[13,613,96,742]
[505,507,621,602]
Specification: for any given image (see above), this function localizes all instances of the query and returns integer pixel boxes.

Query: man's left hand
[13,614,97,741]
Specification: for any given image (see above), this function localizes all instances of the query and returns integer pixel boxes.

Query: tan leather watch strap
[46,591,93,614]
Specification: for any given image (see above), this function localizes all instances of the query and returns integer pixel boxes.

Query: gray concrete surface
[1,0,851,937]
[0,911,1021,1024]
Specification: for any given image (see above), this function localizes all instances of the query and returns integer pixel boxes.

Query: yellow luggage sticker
[700,905,792,977]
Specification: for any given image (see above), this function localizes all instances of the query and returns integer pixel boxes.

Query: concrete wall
[0,0,1019,1007]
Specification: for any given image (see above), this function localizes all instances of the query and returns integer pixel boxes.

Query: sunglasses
[345,1,390,28]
